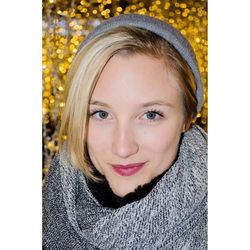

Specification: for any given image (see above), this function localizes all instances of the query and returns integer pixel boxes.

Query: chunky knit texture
[43,124,207,249]
[87,166,168,209]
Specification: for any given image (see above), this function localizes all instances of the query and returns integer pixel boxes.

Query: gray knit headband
[77,14,203,112]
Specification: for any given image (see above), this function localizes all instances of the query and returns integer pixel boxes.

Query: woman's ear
[181,118,192,133]
[182,123,187,133]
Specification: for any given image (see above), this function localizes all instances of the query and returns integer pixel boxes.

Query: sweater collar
[48,124,207,249]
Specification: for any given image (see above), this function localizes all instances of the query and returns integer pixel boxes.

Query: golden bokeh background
[42,0,207,178]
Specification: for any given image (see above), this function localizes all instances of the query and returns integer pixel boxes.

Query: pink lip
[111,162,146,176]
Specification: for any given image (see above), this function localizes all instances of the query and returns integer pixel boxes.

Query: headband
[77,14,203,112]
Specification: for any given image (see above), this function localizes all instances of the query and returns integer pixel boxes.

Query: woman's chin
[109,178,150,197]
[112,187,137,198]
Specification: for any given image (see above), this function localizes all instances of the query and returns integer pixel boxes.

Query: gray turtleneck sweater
[43,124,207,249]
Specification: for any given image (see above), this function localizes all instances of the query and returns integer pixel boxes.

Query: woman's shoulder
[182,124,207,155]
[191,124,207,140]
[43,151,79,192]
[44,154,63,183]
[186,124,207,141]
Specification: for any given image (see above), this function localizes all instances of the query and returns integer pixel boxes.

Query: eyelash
[89,109,111,119]
[88,109,164,122]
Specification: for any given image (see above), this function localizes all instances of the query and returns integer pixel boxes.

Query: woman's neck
[87,169,167,209]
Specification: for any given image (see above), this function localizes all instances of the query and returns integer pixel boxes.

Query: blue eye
[143,110,164,121]
[89,109,164,122]
[90,110,110,120]
[98,111,109,119]
[146,111,157,120]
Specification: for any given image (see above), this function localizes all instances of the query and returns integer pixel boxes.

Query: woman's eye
[142,111,164,121]
[90,110,111,120]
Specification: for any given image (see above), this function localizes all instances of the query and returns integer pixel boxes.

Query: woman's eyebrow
[89,100,111,108]
[141,100,173,108]
[90,100,173,108]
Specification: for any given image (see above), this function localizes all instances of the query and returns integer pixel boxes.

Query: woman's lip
[111,162,146,176]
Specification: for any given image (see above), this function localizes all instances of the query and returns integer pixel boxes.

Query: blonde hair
[59,26,197,181]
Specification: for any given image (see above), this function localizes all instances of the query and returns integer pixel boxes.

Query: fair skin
[87,53,185,197]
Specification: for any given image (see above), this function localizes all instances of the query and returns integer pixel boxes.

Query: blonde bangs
[58,29,142,180]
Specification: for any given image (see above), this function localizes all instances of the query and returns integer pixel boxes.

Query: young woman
[43,14,207,249]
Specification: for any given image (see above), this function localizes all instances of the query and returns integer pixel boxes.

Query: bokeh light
[42,0,207,178]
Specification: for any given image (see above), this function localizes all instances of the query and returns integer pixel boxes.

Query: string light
[42,0,207,177]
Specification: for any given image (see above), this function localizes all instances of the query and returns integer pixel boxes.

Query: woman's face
[87,53,185,197]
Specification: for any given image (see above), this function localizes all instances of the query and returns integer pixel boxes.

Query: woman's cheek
[137,124,179,154]
[88,121,113,152]
[137,126,166,152]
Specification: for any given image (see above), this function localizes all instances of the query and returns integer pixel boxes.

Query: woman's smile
[110,162,147,176]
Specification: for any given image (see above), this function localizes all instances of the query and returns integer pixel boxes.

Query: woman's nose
[112,123,139,159]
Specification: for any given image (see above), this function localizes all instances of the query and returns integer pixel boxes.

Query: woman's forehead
[90,53,182,106]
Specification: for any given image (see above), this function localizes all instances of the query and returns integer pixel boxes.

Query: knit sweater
[87,164,169,209]
[43,124,207,249]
